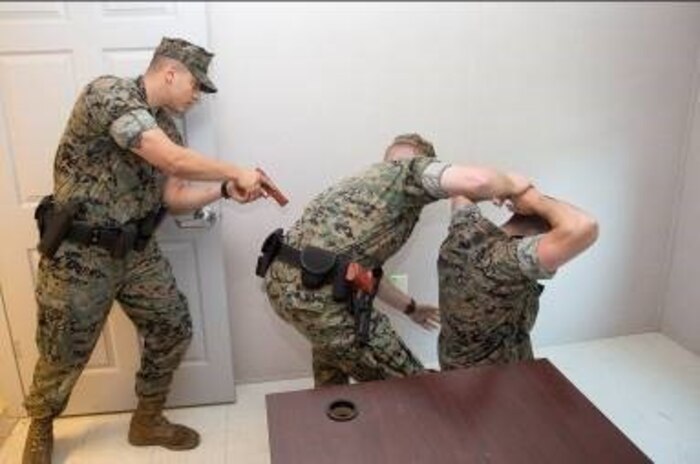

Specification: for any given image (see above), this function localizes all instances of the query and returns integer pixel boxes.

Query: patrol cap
[390,133,436,158]
[153,37,217,93]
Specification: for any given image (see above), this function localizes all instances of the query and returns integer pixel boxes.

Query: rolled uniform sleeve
[83,77,158,150]
[516,235,556,280]
[401,157,451,208]
[110,109,157,149]
[421,160,451,199]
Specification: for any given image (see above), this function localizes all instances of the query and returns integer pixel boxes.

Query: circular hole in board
[326,399,358,422]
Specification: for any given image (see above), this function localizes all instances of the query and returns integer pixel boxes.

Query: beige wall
[207,3,700,382]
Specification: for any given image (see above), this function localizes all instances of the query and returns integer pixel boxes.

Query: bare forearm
[166,145,243,181]
[376,278,412,313]
[530,195,591,231]
[136,129,243,181]
[441,166,526,201]
[529,195,599,270]
[164,183,222,215]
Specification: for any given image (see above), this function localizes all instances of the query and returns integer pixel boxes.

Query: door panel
[0,2,235,415]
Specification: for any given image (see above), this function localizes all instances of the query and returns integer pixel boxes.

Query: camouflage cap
[153,37,217,93]
[389,133,436,158]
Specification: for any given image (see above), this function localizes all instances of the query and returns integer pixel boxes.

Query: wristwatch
[405,298,417,315]
[221,180,231,199]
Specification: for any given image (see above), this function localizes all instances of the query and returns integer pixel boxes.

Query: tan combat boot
[128,399,200,450]
[22,418,53,464]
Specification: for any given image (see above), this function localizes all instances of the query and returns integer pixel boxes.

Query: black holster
[351,292,373,345]
[255,228,382,345]
[35,195,76,258]
[348,267,382,345]
[255,228,284,278]
[133,205,167,251]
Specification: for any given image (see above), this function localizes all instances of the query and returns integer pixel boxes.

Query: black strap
[67,222,138,258]
[64,204,165,258]
[68,223,122,246]
[256,233,334,277]
[256,229,335,282]
[276,243,302,267]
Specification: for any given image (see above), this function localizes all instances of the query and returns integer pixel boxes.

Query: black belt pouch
[300,246,337,289]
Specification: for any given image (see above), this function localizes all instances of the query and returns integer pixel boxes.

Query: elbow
[575,215,599,248]
[584,216,599,246]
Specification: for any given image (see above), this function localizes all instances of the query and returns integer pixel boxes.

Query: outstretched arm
[133,128,265,202]
[376,278,440,330]
[439,165,531,202]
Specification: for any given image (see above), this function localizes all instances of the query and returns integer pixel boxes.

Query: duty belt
[34,194,167,259]
[256,228,383,344]
[66,207,167,259]
[67,222,140,259]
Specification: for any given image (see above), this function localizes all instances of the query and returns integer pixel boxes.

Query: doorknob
[174,206,217,229]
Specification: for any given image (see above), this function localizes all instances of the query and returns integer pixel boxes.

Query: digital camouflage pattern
[286,156,440,267]
[437,204,552,370]
[53,76,179,225]
[25,75,192,419]
[154,37,217,93]
[265,156,444,386]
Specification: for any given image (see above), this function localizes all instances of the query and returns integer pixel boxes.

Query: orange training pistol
[256,168,289,207]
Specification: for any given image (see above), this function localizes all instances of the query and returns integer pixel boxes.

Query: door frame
[0,287,26,417]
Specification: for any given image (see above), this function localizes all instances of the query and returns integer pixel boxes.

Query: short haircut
[385,133,436,158]
[147,55,188,73]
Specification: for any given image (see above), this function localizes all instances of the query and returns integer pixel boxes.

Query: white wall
[663,61,700,354]
[207,2,700,382]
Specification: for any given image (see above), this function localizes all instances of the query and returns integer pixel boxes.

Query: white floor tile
[1,333,698,463]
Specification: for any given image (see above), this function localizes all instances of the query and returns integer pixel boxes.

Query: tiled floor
[1,332,699,463]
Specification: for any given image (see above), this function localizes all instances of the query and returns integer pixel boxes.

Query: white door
[0,2,236,416]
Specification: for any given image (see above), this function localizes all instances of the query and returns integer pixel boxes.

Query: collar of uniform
[451,203,510,240]
[135,75,158,112]
[451,203,480,218]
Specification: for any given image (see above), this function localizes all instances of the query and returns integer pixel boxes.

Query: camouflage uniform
[437,204,555,370]
[265,156,449,386]
[24,74,192,419]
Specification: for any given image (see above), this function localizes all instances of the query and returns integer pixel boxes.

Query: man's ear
[165,68,175,85]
